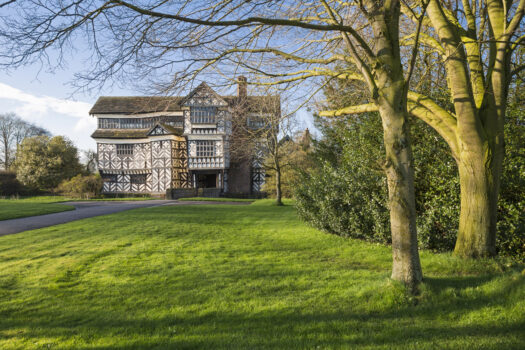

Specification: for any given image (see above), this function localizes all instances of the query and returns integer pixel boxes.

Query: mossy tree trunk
[368,0,423,286]
[422,0,523,258]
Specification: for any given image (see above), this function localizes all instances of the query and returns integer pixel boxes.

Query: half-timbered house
[90,78,279,196]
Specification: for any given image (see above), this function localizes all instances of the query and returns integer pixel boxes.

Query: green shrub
[295,111,523,260]
[295,114,390,244]
[57,174,103,199]
[0,171,30,196]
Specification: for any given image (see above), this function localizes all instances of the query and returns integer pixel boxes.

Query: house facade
[90,78,277,196]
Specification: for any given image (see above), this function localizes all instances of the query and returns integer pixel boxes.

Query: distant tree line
[0,112,100,198]
[0,112,49,170]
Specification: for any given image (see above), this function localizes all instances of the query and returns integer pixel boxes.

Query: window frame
[190,107,217,124]
[130,174,147,184]
[196,140,216,157]
[116,144,134,157]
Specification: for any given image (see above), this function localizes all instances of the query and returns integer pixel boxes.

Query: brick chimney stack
[237,76,247,98]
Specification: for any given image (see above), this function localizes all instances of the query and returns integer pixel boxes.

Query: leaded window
[130,174,147,184]
[191,107,217,124]
[97,116,184,129]
[196,140,216,157]
[101,174,117,182]
[98,118,119,128]
[116,144,134,156]
[120,118,142,129]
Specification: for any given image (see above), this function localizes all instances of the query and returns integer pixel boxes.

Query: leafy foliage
[295,115,390,243]
[295,110,523,260]
[15,135,83,190]
[262,131,313,198]
[0,171,27,196]
[57,174,103,199]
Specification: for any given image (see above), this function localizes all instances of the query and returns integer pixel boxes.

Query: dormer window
[191,107,217,124]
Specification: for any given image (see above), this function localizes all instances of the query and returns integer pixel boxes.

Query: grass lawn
[177,197,254,202]
[0,200,523,349]
[0,197,75,221]
[0,196,157,221]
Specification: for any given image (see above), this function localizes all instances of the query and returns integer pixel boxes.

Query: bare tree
[0,112,49,170]
[0,0,424,286]
[82,149,98,174]
[229,91,297,205]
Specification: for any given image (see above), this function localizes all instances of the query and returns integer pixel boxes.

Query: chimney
[237,76,247,98]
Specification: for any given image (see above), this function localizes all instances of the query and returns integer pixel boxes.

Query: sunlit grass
[177,197,254,202]
[0,197,74,221]
[0,201,523,349]
[0,196,157,221]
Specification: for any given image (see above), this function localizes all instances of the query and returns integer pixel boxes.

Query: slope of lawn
[0,197,75,221]
[0,200,523,349]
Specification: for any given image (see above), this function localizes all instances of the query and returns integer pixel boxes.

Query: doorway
[197,173,217,188]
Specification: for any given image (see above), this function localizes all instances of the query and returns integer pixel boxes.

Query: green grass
[0,197,75,221]
[74,197,155,202]
[0,196,158,221]
[0,201,523,349]
[178,197,255,202]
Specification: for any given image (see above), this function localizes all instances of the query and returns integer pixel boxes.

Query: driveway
[0,200,250,236]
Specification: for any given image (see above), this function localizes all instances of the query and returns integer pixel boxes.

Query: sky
[0,60,137,151]
[0,3,318,152]
[0,62,316,152]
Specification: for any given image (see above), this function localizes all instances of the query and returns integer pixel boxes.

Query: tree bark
[364,0,423,287]
[378,88,423,287]
[454,150,497,257]
[275,163,283,206]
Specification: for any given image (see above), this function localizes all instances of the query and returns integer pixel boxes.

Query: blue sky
[0,63,315,152]
[0,58,137,151]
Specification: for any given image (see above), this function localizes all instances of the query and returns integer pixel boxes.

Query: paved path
[0,200,250,236]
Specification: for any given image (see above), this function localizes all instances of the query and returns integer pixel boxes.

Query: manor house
[90,77,278,195]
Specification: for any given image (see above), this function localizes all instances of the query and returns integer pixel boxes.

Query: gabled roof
[89,96,183,114]
[146,123,184,136]
[89,87,280,114]
[180,82,228,107]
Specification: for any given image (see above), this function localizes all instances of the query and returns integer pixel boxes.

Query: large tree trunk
[365,0,423,287]
[454,41,507,257]
[455,150,497,257]
[275,164,283,206]
[379,92,423,287]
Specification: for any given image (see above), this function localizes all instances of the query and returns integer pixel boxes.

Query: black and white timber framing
[90,79,277,195]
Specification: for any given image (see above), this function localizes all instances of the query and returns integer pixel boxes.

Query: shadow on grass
[1,272,523,349]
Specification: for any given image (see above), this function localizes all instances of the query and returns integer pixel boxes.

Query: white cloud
[0,82,97,149]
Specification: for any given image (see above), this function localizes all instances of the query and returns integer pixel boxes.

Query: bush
[295,114,390,244]
[295,111,523,261]
[0,171,29,196]
[15,135,83,190]
[57,174,103,199]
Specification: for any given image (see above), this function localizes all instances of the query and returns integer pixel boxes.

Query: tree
[0,112,49,170]
[299,66,524,260]
[404,0,524,257]
[0,0,424,286]
[320,0,525,258]
[82,149,98,174]
[229,92,293,206]
[262,129,314,199]
[15,135,83,190]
